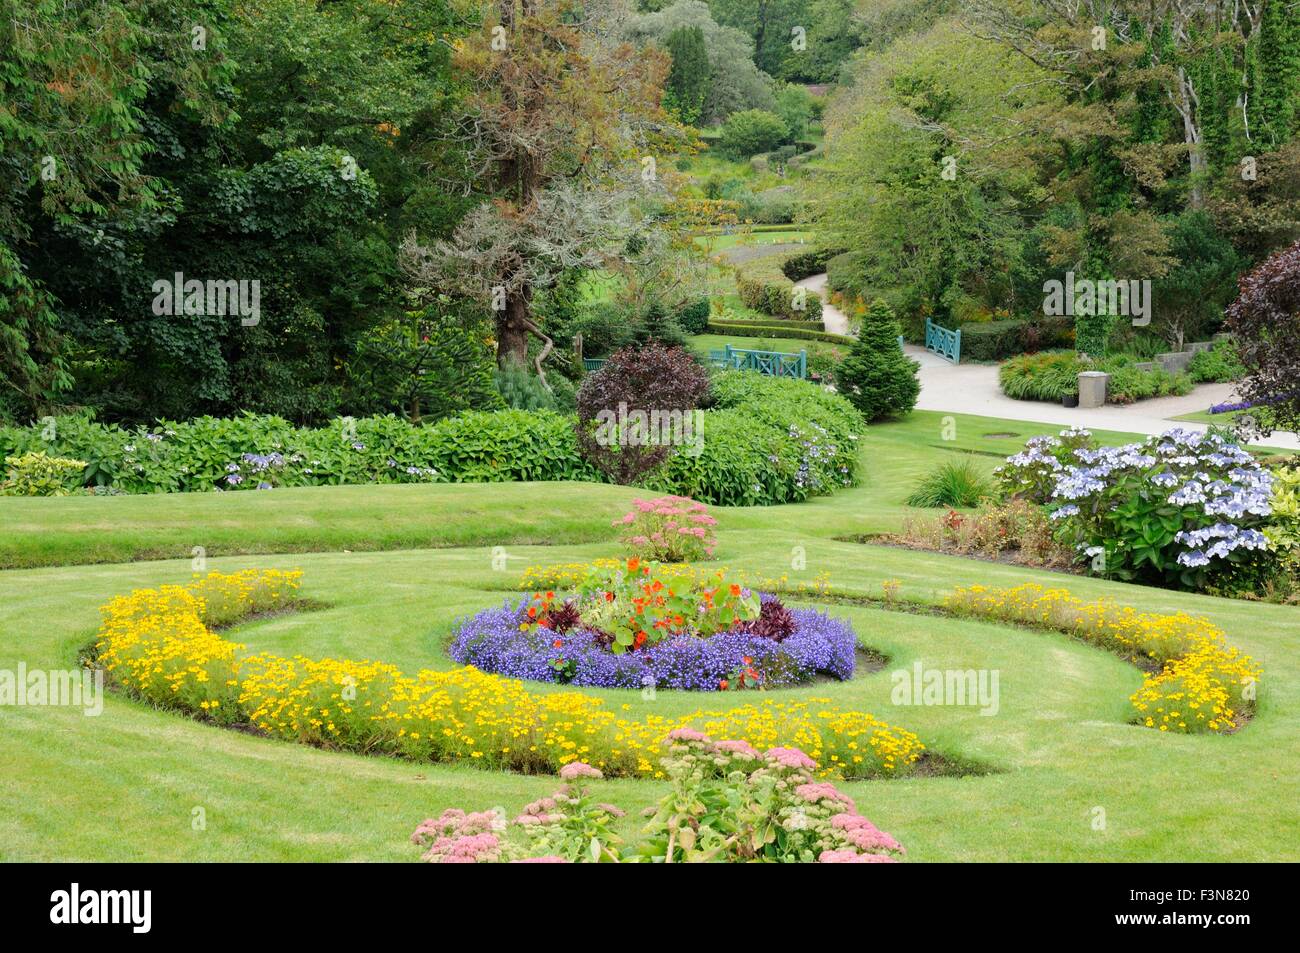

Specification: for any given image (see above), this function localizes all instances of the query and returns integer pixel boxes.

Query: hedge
[781,247,845,282]
[3,376,864,506]
[706,320,854,345]
[959,317,1074,362]
[734,254,824,322]
[709,315,827,332]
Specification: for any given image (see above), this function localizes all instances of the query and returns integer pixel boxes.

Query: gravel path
[794,273,851,336]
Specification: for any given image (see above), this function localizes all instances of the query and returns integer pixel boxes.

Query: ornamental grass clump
[946,583,1260,733]
[615,495,718,562]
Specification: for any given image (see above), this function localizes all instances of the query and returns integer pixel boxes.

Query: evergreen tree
[1255,0,1300,147]
[663,25,709,126]
[837,300,920,422]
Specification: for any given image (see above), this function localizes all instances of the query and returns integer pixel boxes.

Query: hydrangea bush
[998,427,1275,589]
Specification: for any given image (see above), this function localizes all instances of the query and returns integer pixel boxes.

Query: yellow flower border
[92,570,925,780]
[946,584,1262,733]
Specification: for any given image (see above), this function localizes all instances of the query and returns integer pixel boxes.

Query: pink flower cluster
[615,496,718,562]
[765,747,818,771]
[410,808,506,863]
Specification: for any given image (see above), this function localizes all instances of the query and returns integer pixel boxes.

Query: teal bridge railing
[924,318,961,363]
[707,344,807,379]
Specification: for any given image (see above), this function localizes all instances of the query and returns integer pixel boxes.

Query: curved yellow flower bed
[945,584,1261,733]
[94,570,925,780]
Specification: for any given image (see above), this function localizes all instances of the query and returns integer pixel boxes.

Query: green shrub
[999,351,1194,403]
[905,458,994,508]
[0,452,88,496]
[959,317,1074,362]
[1188,340,1246,384]
[706,321,851,345]
[674,298,711,335]
[718,110,789,158]
[0,377,864,506]
[494,366,577,413]
[780,247,844,282]
[652,372,863,506]
[836,300,920,421]
[734,255,823,322]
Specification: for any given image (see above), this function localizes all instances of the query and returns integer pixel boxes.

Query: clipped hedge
[959,317,1075,362]
[706,321,853,345]
[3,375,864,506]
[735,254,824,322]
[780,247,844,282]
[0,410,600,493]
[708,315,827,332]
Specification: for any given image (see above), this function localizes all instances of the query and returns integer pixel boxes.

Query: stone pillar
[1078,371,1108,409]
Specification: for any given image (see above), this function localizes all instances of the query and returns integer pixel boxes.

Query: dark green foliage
[836,300,920,421]
[959,318,1074,362]
[905,457,994,508]
[663,25,709,125]
[347,313,503,423]
[674,299,711,334]
[1254,0,1300,147]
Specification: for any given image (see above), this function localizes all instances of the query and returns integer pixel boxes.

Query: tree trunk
[497,291,531,367]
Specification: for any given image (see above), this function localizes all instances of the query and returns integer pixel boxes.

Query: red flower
[527,606,538,619]
[719,679,729,690]
[552,639,563,649]
[604,591,614,602]
[729,584,741,597]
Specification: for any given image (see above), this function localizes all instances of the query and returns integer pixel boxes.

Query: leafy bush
[734,255,824,322]
[781,247,844,282]
[960,317,1074,361]
[494,365,576,413]
[718,109,789,158]
[997,428,1277,590]
[673,298,711,334]
[998,351,1192,403]
[615,496,718,562]
[998,352,1085,401]
[837,299,920,421]
[576,343,712,485]
[1187,340,1247,384]
[0,452,87,496]
[1225,238,1300,435]
[650,371,863,506]
[905,458,994,508]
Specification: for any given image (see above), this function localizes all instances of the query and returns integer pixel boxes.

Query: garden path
[794,273,852,336]
[906,351,1300,451]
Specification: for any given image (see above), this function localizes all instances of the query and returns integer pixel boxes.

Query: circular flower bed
[449,594,857,691]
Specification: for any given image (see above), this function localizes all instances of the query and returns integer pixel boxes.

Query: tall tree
[401,0,676,379]
[663,25,709,124]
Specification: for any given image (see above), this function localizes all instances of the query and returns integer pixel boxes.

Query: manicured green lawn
[1,411,1296,861]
